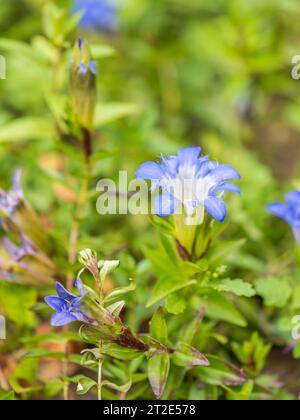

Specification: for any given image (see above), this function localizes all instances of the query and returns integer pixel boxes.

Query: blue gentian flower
[0,169,23,217]
[2,234,37,262]
[73,0,118,32]
[136,146,240,222]
[268,191,300,244]
[45,279,93,327]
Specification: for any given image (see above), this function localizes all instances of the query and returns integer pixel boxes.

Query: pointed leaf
[150,307,168,346]
[148,353,170,399]
[173,342,209,367]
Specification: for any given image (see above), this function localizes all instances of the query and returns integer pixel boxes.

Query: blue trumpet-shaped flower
[136,146,240,222]
[268,191,300,244]
[45,279,93,326]
[73,0,118,32]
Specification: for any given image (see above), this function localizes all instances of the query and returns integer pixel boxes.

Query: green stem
[63,133,92,400]
[98,353,103,401]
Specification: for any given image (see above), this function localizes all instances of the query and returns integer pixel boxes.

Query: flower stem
[98,348,103,401]
[63,131,92,400]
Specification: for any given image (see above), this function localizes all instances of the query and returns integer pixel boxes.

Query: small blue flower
[45,279,93,327]
[2,234,37,262]
[268,191,300,244]
[0,169,23,217]
[136,146,240,222]
[73,0,119,32]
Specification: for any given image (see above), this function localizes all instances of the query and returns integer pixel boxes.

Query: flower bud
[70,39,97,132]
[79,248,99,279]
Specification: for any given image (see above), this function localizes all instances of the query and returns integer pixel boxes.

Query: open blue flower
[268,191,300,244]
[136,146,240,222]
[45,279,93,326]
[73,0,118,32]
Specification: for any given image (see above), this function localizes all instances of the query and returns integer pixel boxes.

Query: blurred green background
[0,0,300,262]
[1,0,300,398]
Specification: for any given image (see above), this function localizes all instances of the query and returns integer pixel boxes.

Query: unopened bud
[70,39,97,132]
[79,248,99,279]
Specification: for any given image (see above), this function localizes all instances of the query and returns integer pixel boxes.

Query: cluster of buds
[0,170,62,286]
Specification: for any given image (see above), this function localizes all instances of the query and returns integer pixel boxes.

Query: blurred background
[1,0,300,398]
[1,0,300,248]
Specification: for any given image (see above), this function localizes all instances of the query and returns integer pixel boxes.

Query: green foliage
[255,277,292,308]
[0,0,300,401]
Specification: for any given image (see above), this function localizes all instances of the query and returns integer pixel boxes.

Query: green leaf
[102,378,132,393]
[204,292,247,327]
[101,343,142,360]
[95,103,138,127]
[160,233,180,263]
[180,308,205,345]
[255,277,292,308]
[91,44,116,59]
[76,376,97,395]
[292,342,300,359]
[104,279,136,303]
[150,307,168,346]
[10,358,39,393]
[148,353,170,399]
[0,391,15,400]
[24,349,65,359]
[206,239,246,267]
[143,246,179,278]
[44,380,63,399]
[0,118,52,143]
[196,355,248,387]
[212,279,256,297]
[106,300,125,316]
[173,342,209,367]
[166,293,187,315]
[99,260,120,282]
[291,285,300,310]
[226,380,254,400]
[79,325,107,345]
[147,275,196,307]
[149,215,174,234]
[0,38,35,58]
[0,283,37,326]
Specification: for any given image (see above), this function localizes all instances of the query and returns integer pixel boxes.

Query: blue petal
[89,61,97,75]
[51,311,77,327]
[136,162,164,181]
[211,182,240,195]
[177,146,201,166]
[75,277,85,297]
[45,296,66,311]
[13,169,22,194]
[204,196,227,222]
[292,227,300,245]
[285,191,300,204]
[55,282,77,301]
[74,310,92,323]
[209,165,240,182]
[154,193,179,217]
[197,160,217,178]
[267,202,289,221]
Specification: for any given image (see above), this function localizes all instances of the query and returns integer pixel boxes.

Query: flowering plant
[0,0,300,402]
